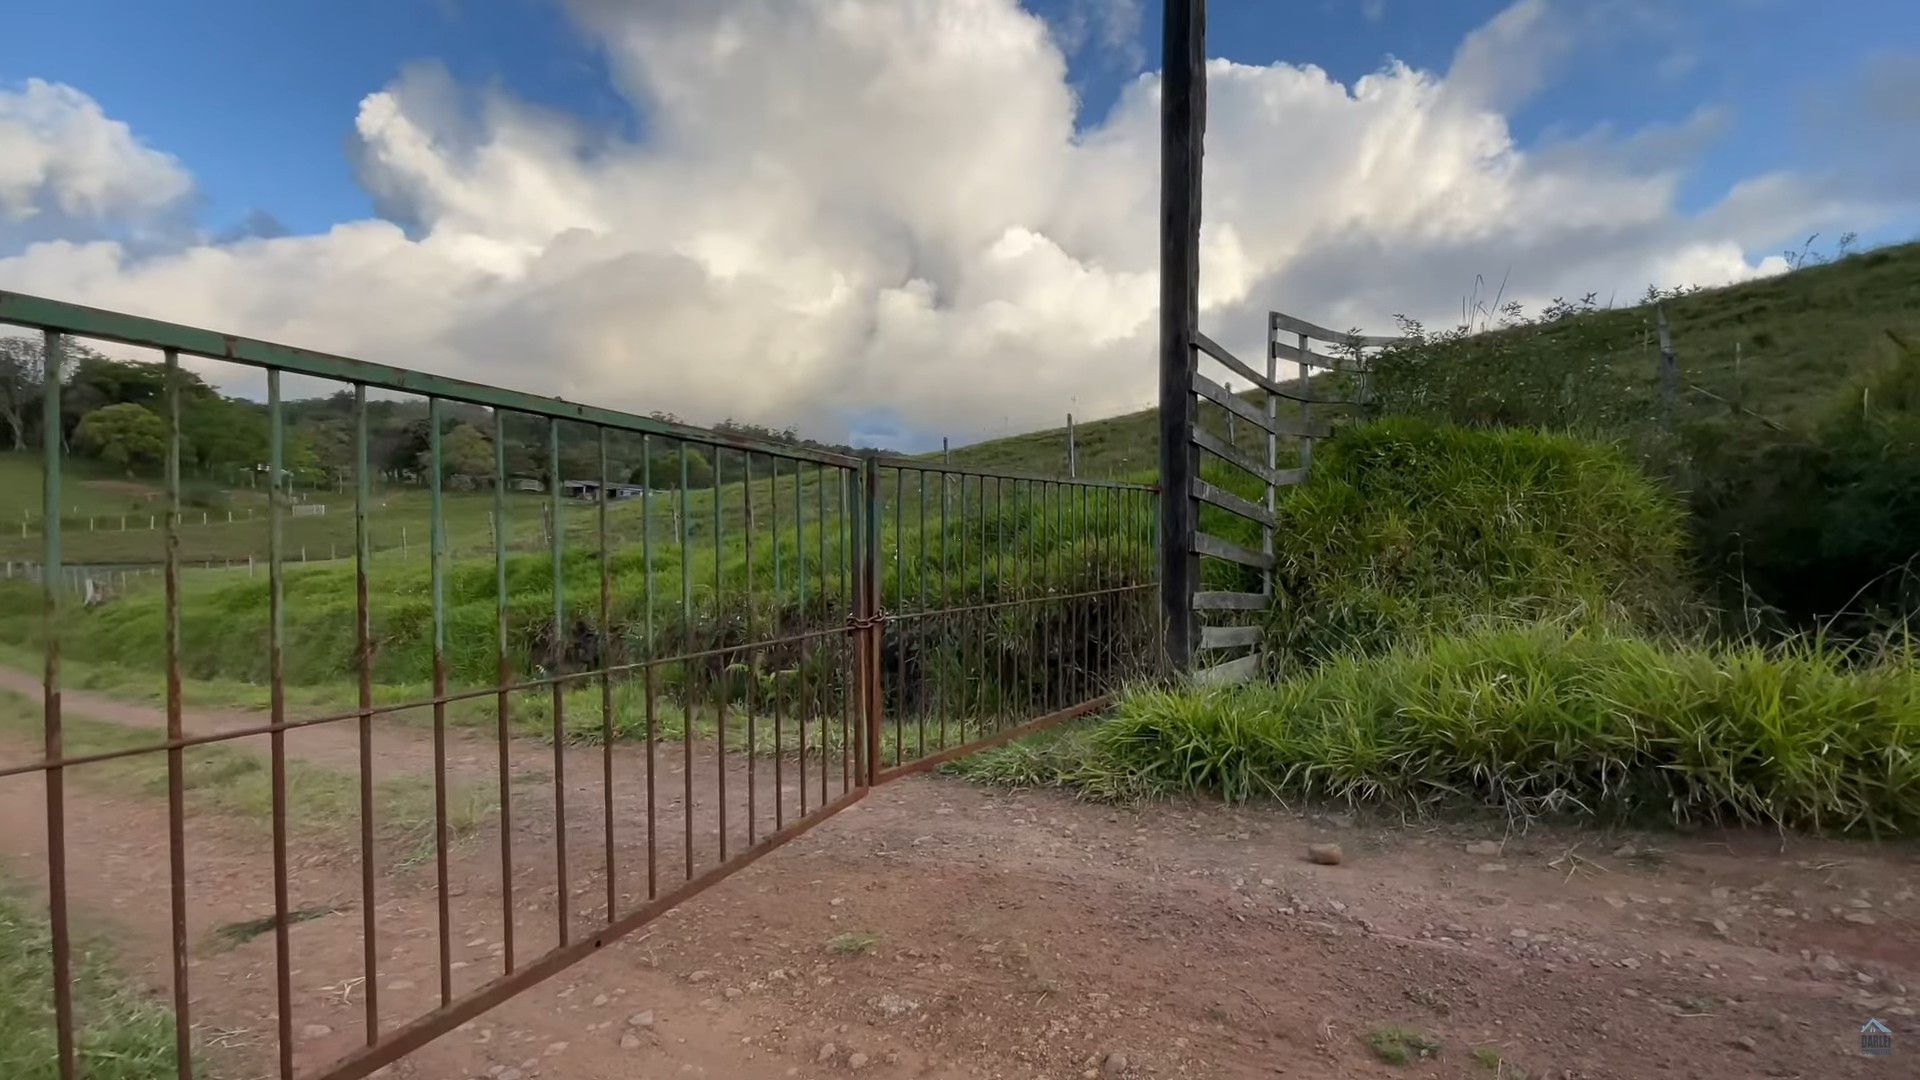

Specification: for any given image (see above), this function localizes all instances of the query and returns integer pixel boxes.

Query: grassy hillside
[949,241,1920,478]
[1371,241,1920,435]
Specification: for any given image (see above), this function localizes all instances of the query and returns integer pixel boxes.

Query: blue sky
[2,1,1916,444]
[7,0,1915,243]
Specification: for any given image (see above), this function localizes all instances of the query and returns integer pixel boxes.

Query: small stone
[591,994,608,1007]
[818,1042,838,1064]
[1511,929,1530,939]
[1844,912,1878,925]
[301,1023,333,1039]
[1102,1051,1131,1078]
[688,970,713,984]
[627,1010,656,1028]
[497,1071,524,1080]
[1613,844,1637,858]
[848,1052,870,1070]
[874,992,921,1018]
[1465,841,1503,856]
[619,1033,643,1050]
[1732,1035,1758,1053]
[1478,863,1509,873]
[544,1041,569,1057]
[724,987,743,1000]
[1306,843,1343,866]
[1816,954,1845,973]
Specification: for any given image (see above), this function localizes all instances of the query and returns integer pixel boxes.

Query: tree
[0,335,44,451]
[75,403,167,474]
[416,422,495,480]
[634,444,712,489]
[180,395,267,474]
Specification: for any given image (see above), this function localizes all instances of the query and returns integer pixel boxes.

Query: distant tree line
[0,336,883,489]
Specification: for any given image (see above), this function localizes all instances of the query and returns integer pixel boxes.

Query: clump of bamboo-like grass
[957,622,1920,835]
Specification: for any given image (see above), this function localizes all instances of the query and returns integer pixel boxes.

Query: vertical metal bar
[713,449,726,861]
[994,476,1005,729]
[1159,0,1206,674]
[428,399,453,1006]
[428,398,454,1005]
[743,454,756,845]
[974,475,986,732]
[1040,481,1052,712]
[356,386,381,1033]
[40,330,75,1080]
[956,475,970,734]
[681,448,694,877]
[1104,487,1115,687]
[641,436,656,899]
[162,349,193,1079]
[841,468,854,793]
[598,428,616,920]
[491,408,516,972]
[916,469,927,758]
[860,457,882,785]
[937,469,949,749]
[1076,483,1087,704]
[817,464,828,808]
[267,369,295,1079]
[793,460,805,817]
[548,419,569,942]
[832,468,845,789]
[893,467,904,765]
[771,458,784,831]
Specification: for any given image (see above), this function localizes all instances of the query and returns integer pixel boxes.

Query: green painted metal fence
[0,289,1158,1080]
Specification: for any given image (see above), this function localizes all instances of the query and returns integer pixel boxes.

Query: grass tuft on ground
[954,624,1920,834]
[1366,1024,1441,1066]
[0,889,178,1079]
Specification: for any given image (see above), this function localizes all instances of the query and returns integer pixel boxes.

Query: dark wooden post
[1159,0,1205,673]
[1656,304,1677,422]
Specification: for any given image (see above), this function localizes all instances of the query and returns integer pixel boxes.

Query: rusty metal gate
[0,291,1159,1080]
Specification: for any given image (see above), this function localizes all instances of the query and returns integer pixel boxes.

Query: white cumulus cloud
[0,0,1897,446]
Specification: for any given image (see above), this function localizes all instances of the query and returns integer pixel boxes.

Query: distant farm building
[560,479,651,501]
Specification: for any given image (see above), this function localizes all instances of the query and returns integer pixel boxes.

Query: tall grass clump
[1261,418,1693,671]
[1012,624,1920,833]
[0,889,178,1078]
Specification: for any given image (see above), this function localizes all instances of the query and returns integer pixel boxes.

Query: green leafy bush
[1260,418,1693,671]
[1690,333,1920,630]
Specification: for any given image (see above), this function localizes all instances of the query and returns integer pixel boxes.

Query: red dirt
[1,681,1916,1079]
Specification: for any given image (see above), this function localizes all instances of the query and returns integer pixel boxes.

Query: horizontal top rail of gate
[0,290,859,469]
[866,451,1159,491]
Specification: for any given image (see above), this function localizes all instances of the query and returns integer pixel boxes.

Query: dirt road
[1,676,1915,1078]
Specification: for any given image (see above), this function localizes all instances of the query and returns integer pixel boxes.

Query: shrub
[1690,333,1920,631]
[1259,419,1693,672]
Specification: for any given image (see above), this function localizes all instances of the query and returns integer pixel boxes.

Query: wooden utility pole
[1159,0,1205,674]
